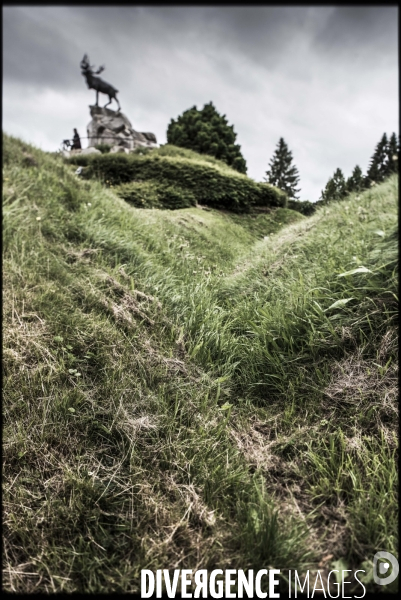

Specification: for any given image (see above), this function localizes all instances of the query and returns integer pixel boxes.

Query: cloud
[3,6,79,89]
[312,6,398,59]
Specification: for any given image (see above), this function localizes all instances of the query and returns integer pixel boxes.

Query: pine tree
[345,165,365,194]
[166,102,247,173]
[320,168,346,203]
[365,133,388,187]
[320,177,337,204]
[385,132,399,177]
[264,138,301,199]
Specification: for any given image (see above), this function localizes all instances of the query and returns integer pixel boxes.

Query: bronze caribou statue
[80,54,121,111]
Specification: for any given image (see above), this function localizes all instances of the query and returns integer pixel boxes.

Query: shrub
[94,144,112,154]
[287,199,316,216]
[114,181,196,210]
[68,152,286,213]
[113,181,161,209]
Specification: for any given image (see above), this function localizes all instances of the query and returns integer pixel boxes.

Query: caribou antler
[80,54,90,70]
[81,55,106,75]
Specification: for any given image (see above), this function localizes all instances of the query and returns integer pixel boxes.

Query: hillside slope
[3,134,398,593]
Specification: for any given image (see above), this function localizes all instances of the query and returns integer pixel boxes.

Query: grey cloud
[3,7,80,89]
[312,5,398,58]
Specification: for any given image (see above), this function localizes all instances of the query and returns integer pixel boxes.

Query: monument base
[86,105,158,151]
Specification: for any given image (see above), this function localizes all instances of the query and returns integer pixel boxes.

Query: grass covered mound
[3,133,398,594]
[68,144,287,212]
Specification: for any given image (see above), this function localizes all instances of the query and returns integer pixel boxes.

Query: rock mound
[87,105,158,151]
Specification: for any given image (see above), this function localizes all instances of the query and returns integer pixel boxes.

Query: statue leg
[96,90,99,106]
[115,95,121,111]
[104,96,111,108]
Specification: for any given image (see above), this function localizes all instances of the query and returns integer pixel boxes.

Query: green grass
[2,133,398,593]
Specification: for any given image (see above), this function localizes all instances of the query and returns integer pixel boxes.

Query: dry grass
[324,330,398,440]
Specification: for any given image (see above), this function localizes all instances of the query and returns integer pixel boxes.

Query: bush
[94,144,112,154]
[68,152,286,213]
[287,199,316,216]
[114,181,196,210]
[113,181,161,209]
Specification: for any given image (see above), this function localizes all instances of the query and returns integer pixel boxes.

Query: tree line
[319,132,399,204]
[167,102,399,205]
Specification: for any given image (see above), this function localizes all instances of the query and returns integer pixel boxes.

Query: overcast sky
[3,5,398,201]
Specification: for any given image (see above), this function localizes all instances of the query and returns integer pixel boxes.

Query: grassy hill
[3,133,398,593]
[68,143,288,212]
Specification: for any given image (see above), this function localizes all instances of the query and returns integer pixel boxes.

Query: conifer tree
[385,132,399,177]
[264,138,301,199]
[365,133,388,186]
[167,102,247,173]
[320,168,346,203]
[346,165,365,194]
